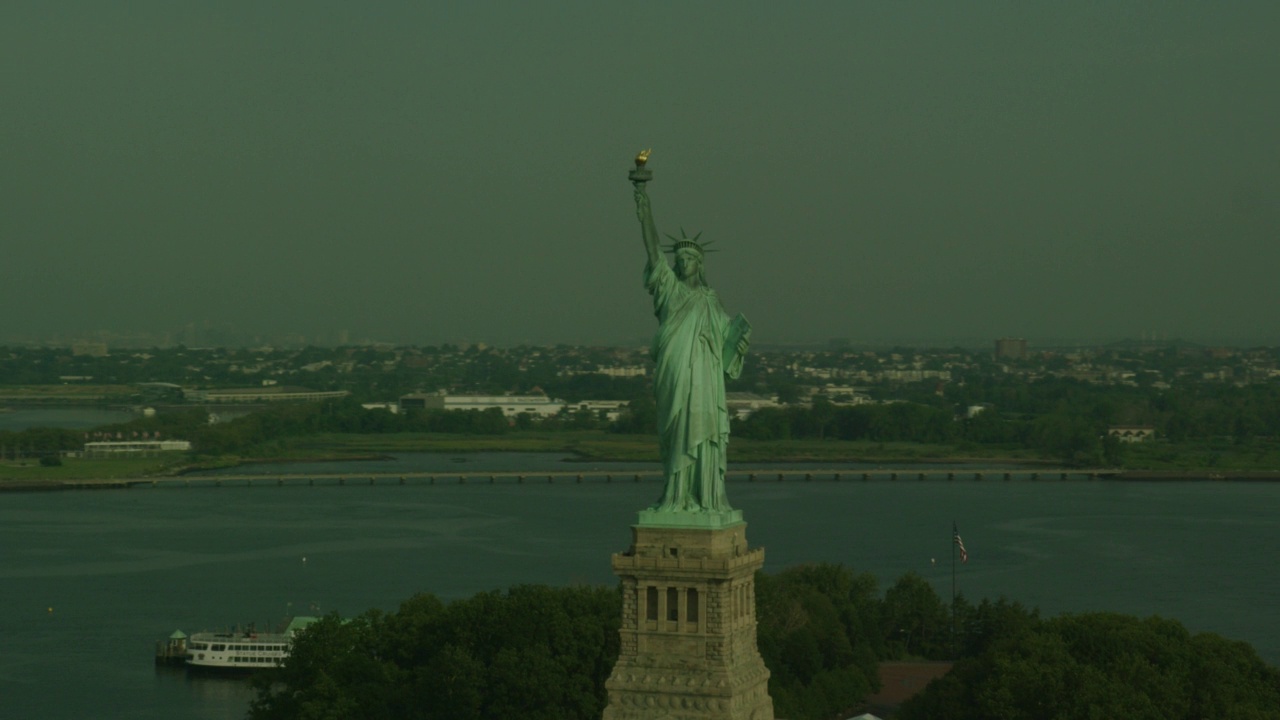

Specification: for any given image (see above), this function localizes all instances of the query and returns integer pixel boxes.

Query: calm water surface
[2,453,1277,719]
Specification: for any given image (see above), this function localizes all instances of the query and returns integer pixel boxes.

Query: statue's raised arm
[630,149,661,268]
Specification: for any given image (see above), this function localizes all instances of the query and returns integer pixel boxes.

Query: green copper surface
[630,153,751,526]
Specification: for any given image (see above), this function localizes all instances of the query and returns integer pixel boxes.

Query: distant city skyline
[2,321,1271,351]
[3,4,1277,347]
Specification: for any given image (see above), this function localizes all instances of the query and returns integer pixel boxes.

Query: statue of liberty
[629,151,751,524]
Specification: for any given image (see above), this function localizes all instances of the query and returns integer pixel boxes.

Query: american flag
[953,523,968,563]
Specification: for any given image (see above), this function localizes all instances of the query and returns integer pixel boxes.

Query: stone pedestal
[603,521,774,720]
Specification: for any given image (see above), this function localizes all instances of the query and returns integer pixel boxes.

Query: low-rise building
[1108,425,1156,443]
[82,440,192,455]
[726,392,779,419]
[567,400,629,422]
[399,392,565,418]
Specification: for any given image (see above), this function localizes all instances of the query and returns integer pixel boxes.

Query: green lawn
[0,455,185,485]
[1119,439,1280,471]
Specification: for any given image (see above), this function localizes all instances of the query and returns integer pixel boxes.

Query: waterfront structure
[155,630,189,666]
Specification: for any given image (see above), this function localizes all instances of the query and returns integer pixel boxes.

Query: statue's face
[676,252,701,280]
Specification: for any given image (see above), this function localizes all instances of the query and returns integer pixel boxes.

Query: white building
[725,392,779,419]
[83,440,192,455]
[598,366,647,378]
[567,400,629,422]
[399,392,565,419]
[1108,425,1156,443]
[361,402,400,414]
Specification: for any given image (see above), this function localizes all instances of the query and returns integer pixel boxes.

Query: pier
[48,468,1124,491]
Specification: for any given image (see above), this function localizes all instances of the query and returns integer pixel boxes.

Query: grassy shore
[273,432,1051,465]
[0,455,185,484]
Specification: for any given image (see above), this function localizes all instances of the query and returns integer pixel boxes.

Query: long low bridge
[58,468,1121,490]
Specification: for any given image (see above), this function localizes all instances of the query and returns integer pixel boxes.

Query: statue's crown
[663,228,717,257]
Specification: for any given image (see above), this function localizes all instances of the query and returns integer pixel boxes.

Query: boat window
[212,644,225,652]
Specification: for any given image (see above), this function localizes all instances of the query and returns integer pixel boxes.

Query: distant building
[567,400,628,422]
[82,440,191,455]
[726,392,779,419]
[399,392,564,419]
[559,365,648,378]
[72,341,109,357]
[598,365,647,378]
[966,403,993,419]
[1108,425,1156,443]
[864,662,954,716]
[361,402,400,414]
[995,337,1028,360]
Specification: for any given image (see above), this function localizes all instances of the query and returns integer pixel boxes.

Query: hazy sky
[3,2,1278,347]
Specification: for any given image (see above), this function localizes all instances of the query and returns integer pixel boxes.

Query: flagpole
[951,521,957,659]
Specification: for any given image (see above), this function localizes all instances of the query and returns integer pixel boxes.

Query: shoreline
[4,459,1278,493]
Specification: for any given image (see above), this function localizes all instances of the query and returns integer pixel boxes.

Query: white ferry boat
[185,616,318,672]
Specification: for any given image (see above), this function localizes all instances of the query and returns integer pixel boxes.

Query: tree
[755,564,882,720]
[881,572,951,659]
[250,585,621,720]
[611,395,656,435]
[898,612,1280,720]
[809,394,835,441]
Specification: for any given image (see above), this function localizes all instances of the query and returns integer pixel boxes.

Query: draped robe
[645,258,748,512]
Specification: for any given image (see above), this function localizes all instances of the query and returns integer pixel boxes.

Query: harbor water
[2,453,1278,719]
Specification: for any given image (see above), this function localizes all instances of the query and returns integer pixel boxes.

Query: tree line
[10,372,1280,465]
[732,376,1280,465]
[247,565,1280,720]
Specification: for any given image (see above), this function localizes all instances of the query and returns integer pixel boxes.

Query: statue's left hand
[736,337,750,356]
